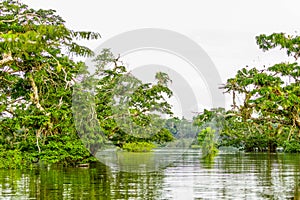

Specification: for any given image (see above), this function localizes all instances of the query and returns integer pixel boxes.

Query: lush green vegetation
[198,127,219,160]
[0,0,174,168]
[90,49,175,149]
[122,142,157,152]
[0,0,299,169]
[194,33,300,153]
[0,0,105,167]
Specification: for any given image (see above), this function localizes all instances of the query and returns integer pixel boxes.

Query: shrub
[122,142,156,152]
[283,139,300,153]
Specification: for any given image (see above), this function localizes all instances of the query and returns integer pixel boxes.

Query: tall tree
[88,49,175,149]
[221,32,300,152]
[0,0,100,165]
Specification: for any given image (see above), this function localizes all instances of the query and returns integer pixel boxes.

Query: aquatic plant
[199,127,219,160]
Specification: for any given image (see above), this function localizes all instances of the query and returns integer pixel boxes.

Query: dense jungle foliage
[195,33,300,153]
[0,0,299,169]
[0,0,175,168]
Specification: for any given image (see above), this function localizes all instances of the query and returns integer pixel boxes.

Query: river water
[0,150,299,199]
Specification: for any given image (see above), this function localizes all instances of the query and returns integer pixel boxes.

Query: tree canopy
[1,0,300,169]
[73,49,175,153]
[0,0,101,167]
[194,32,300,153]
[0,0,176,168]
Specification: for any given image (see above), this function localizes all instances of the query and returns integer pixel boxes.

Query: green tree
[221,32,300,152]
[193,33,300,153]
[75,49,175,151]
[0,0,101,166]
[199,127,219,160]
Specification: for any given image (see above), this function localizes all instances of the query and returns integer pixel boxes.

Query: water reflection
[0,151,299,199]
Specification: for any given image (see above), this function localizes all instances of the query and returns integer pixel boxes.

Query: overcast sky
[22,0,300,113]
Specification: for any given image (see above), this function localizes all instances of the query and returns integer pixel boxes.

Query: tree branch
[1,13,40,23]
[0,53,13,66]
[28,74,45,111]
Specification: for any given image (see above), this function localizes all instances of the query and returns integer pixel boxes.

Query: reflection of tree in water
[215,153,300,199]
[0,162,164,199]
[294,177,300,200]
[0,154,299,199]
[111,171,164,199]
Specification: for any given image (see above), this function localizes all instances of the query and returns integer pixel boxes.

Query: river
[0,150,299,199]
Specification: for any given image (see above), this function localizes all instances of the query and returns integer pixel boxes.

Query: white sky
[22,0,300,113]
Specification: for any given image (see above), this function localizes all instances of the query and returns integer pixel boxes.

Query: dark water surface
[0,150,299,199]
